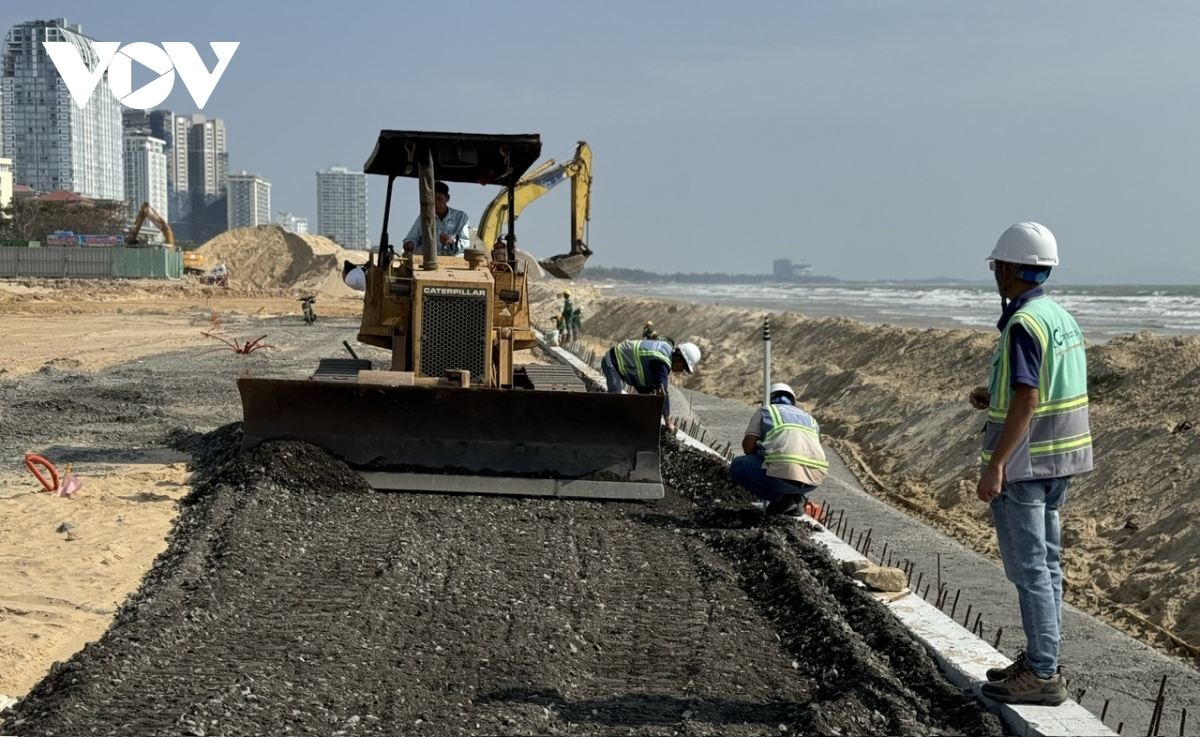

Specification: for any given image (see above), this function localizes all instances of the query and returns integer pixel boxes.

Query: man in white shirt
[402,180,470,256]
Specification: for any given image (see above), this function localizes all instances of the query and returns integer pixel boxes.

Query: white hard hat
[769,382,796,402]
[677,342,701,373]
[988,222,1059,267]
[343,265,366,291]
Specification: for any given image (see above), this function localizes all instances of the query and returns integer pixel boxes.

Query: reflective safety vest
[982,294,1093,481]
[611,339,673,388]
[761,403,829,485]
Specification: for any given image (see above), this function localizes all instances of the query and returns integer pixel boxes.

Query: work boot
[987,652,1066,683]
[980,660,1067,706]
[985,650,1025,682]
[764,496,802,517]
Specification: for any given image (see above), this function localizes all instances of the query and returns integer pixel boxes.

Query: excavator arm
[126,202,176,247]
[476,141,593,278]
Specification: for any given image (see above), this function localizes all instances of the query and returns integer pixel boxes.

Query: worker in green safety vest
[969,221,1092,707]
[600,339,701,434]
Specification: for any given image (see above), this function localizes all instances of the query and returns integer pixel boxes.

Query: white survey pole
[762,315,771,406]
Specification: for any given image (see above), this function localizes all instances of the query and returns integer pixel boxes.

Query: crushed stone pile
[2,428,1001,737]
[195,225,367,297]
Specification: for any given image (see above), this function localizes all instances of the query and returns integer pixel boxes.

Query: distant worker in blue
[730,382,828,517]
[402,180,470,256]
[601,339,702,434]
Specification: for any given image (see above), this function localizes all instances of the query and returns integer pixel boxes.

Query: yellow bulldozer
[237,130,665,500]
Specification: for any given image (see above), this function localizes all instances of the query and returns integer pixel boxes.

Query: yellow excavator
[126,201,175,247]
[475,141,592,279]
[237,130,664,500]
[126,201,204,274]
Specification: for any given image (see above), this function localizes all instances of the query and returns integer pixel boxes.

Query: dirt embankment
[550,288,1200,658]
[195,224,367,297]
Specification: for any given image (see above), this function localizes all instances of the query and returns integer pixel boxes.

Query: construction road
[2,315,1002,736]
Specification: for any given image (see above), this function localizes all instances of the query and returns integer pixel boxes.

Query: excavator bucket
[539,253,589,280]
[237,375,666,500]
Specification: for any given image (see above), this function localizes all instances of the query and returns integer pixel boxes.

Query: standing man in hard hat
[402,181,470,256]
[730,383,828,517]
[601,338,701,434]
[969,221,1092,707]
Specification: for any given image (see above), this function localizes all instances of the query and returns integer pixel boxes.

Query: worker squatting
[600,221,1089,709]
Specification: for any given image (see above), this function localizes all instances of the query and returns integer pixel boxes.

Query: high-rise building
[185,114,228,242]
[0,156,13,210]
[316,166,368,249]
[227,172,270,229]
[166,112,189,218]
[187,114,226,202]
[276,211,308,234]
[125,109,188,220]
[1,19,123,200]
[123,135,168,243]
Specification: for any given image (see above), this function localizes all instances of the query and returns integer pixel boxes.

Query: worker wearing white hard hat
[970,222,1092,707]
[600,339,701,434]
[730,382,828,517]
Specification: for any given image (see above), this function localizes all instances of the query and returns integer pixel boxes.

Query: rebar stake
[1149,674,1168,737]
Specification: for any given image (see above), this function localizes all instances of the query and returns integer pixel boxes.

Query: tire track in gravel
[4,428,1005,737]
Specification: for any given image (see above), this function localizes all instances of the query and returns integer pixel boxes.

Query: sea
[605,283,1200,343]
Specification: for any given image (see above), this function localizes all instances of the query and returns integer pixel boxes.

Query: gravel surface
[1,319,1005,736]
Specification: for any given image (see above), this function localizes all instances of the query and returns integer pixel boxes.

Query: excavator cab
[236,131,665,500]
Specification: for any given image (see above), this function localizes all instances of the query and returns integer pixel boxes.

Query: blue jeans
[729,454,815,503]
[600,352,624,393]
[991,477,1069,679]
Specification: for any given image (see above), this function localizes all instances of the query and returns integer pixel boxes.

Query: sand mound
[545,289,1200,656]
[195,225,367,296]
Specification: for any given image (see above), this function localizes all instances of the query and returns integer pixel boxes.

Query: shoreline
[596,281,1200,343]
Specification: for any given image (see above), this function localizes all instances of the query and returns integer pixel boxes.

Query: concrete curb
[536,336,1117,737]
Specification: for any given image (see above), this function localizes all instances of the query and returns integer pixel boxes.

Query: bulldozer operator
[402,180,470,256]
[601,339,701,434]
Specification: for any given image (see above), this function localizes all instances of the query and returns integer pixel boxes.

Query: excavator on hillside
[126,201,204,274]
[475,141,592,279]
[237,130,665,500]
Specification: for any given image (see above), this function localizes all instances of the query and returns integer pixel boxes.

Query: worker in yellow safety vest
[730,382,827,517]
[970,221,1092,707]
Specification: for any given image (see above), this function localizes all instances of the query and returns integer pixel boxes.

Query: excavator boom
[476,142,593,279]
[127,201,176,247]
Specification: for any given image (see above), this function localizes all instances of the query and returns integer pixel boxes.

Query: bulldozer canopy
[364,131,542,187]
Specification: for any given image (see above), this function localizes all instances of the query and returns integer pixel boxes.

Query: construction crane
[237,131,664,500]
[475,141,592,279]
[126,202,175,248]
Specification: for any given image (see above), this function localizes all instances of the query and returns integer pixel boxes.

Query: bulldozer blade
[237,376,666,499]
[538,253,589,280]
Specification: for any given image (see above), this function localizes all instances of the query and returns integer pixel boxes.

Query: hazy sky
[4,1,1200,281]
